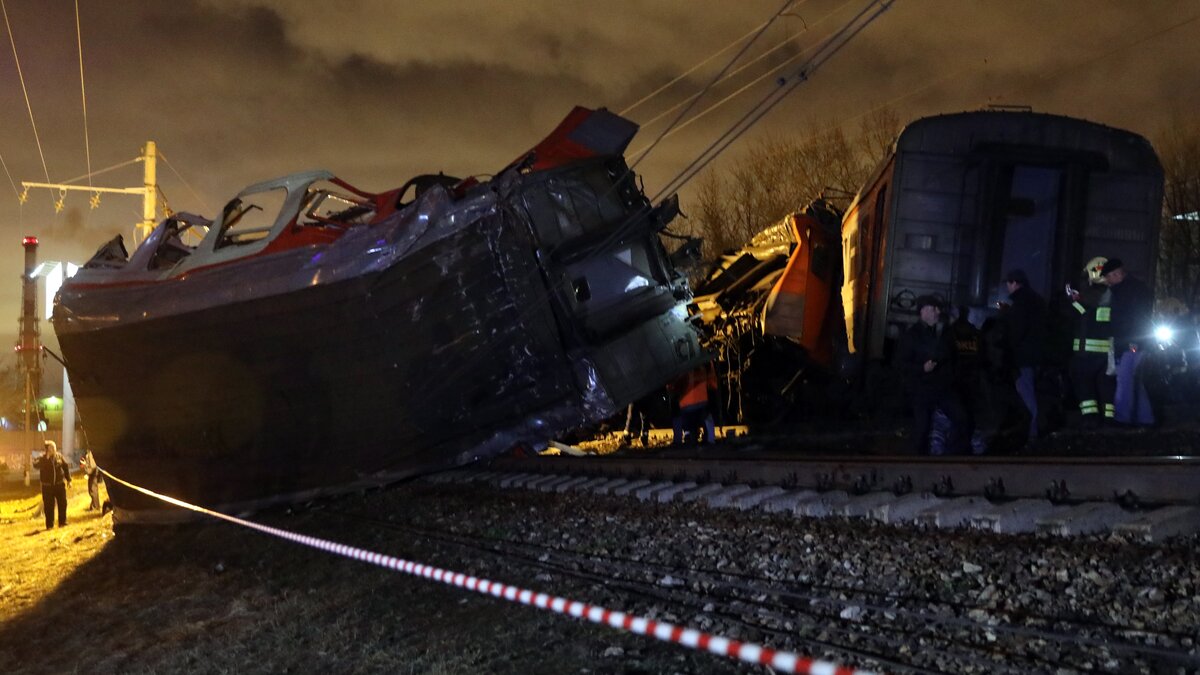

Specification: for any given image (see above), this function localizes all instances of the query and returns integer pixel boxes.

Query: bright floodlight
[1154,324,1175,343]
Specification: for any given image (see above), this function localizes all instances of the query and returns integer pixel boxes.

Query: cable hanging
[1,0,52,192]
[629,0,797,171]
[75,0,93,189]
[653,0,894,203]
[618,7,801,117]
[159,151,211,213]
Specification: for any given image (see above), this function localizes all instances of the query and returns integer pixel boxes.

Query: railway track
[313,502,1197,675]
[453,450,1200,541]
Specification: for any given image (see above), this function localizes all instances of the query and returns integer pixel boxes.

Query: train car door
[990,164,1062,305]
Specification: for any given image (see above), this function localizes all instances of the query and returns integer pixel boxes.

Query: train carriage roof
[895,110,1161,173]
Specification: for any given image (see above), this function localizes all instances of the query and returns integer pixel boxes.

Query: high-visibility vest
[679,365,717,408]
[1072,287,1112,354]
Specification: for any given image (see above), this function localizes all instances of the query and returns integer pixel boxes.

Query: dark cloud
[0,0,1198,331]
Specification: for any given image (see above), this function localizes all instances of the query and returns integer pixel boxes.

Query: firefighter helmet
[1084,256,1108,285]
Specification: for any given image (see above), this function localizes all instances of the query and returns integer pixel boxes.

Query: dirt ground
[0,478,746,675]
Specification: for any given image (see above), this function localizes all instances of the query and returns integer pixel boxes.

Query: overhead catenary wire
[634,0,856,134]
[652,0,894,203]
[159,151,212,213]
[57,158,141,185]
[75,0,92,189]
[0,149,21,201]
[629,0,796,171]
[1,0,52,191]
[618,4,803,117]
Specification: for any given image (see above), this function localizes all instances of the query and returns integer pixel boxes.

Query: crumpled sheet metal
[54,173,515,328]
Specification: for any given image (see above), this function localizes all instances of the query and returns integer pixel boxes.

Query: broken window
[216,188,288,248]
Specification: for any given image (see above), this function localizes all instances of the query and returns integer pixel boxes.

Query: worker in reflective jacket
[671,362,717,445]
[1067,256,1115,428]
[1103,258,1155,426]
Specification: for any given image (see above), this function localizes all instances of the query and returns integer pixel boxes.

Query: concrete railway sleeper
[468,456,1200,541]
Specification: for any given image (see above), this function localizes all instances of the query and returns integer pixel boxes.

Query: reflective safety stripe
[1080,400,1099,414]
[1073,338,1112,352]
[1096,307,1111,322]
[1104,403,1115,418]
[1072,301,1085,314]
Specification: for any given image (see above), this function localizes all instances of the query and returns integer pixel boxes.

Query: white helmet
[1084,256,1108,285]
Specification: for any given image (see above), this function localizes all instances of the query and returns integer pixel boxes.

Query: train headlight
[1154,324,1175,345]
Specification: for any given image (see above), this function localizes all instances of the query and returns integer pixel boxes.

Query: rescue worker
[896,295,967,454]
[1067,256,1116,428]
[671,362,717,445]
[951,305,988,453]
[33,440,72,530]
[1103,258,1155,426]
[1002,270,1047,445]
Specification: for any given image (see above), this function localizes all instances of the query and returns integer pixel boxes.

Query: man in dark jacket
[896,295,966,454]
[1103,258,1155,426]
[1003,269,1047,444]
[33,440,72,530]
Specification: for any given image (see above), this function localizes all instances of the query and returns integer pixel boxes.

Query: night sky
[1,0,1198,333]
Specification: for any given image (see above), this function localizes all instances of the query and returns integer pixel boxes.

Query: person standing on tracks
[79,449,102,511]
[1002,270,1047,446]
[896,295,966,455]
[1103,258,1156,427]
[671,362,718,445]
[34,440,72,530]
[951,305,988,453]
[1067,257,1116,428]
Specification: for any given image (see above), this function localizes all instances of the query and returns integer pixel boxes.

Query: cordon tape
[100,468,878,675]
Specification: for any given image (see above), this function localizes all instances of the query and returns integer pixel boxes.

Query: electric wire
[629,0,795,171]
[160,151,212,213]
[74,0,91,190]
[635,0,856,134]
[653,0,893,203]
[1,0,51,188]
[618,11,790,117]
[980,10,1200,108]
[58,158,141,185]
[0,149,21,201]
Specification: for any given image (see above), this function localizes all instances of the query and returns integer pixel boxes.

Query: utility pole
[20,141,162,243]
[18,237,42,486]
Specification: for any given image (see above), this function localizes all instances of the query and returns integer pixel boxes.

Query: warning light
[22,236,38,247]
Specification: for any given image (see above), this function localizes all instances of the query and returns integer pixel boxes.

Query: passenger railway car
[839,110,1164,371]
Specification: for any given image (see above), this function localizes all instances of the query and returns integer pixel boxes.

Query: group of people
[897,257,1156,454]
[31,440,104,530]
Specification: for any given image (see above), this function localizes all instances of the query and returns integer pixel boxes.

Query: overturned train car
[53,108,706,520]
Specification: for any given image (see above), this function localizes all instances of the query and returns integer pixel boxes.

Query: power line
[618,7,800,117]
[0,148,20,201]
[630,0,797,171]
[58,158,141,186]
[1,0,52,194]
[653,0,894,202]
[635,0,856,133]
[75,0,92,189]
[159,151,211,213]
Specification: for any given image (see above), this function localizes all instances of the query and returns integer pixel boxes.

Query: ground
[0,478,744,675]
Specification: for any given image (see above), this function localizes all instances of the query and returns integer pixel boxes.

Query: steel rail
[493,453,1200,505]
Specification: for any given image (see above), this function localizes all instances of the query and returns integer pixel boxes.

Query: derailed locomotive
[695,110,1164,429]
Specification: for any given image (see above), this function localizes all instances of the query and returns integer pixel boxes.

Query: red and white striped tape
[101,469,877,675]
